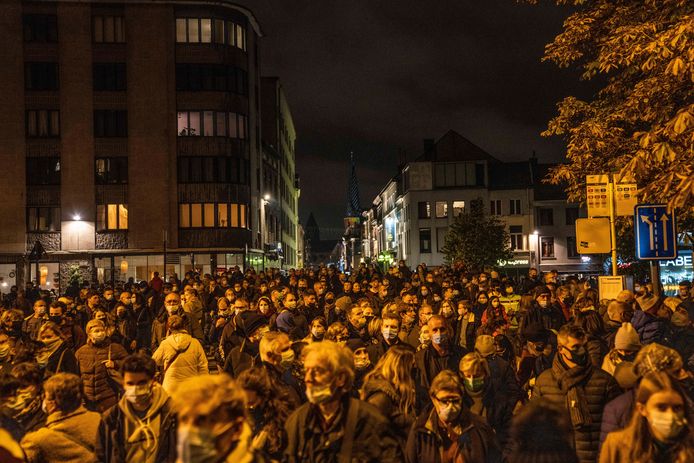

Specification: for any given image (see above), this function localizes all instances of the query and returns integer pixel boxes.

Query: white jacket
[152,331,208,394]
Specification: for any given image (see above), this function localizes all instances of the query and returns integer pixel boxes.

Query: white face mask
[382,327,398,340]
[306,383,333,405]
[647,410,687,441]
[166,305,179,315]
[436,402,462,423]
[124,383,152,404]
[311,328,325,339]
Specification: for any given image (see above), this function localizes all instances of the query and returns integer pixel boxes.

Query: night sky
[239,1,597,239]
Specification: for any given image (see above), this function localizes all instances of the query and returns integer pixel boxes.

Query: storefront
[660,249,693,296]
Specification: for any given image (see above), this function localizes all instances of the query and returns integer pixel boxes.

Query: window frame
[419,228,432,254]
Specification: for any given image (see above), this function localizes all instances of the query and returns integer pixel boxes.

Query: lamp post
[532,230,540,269]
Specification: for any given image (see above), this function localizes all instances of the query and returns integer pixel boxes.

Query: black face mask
[618,351,637,362]
[49,315,62,324]
[563,346,588,367]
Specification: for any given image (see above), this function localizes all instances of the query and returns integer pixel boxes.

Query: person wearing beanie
[223,313,269,378]
[347,337,373,392]
[599,343,692,444]
[75,318,129,413]
[603,301,633,349]
[631,294,667,345]
[519,285,565,343]
[601,322,641,376]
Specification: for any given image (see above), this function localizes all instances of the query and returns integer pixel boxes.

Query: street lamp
[532,230,541,269]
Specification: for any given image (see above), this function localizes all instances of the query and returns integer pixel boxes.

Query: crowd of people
[0,262,693,463]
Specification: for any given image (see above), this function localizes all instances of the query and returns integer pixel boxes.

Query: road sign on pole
[635,204,677,260]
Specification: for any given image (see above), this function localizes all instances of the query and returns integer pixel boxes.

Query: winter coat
[75,340,128,411]
[586,335,609,368]
[405,407,502,463]
[182,299,204,338]
[669,325,694,363]
[519,302,566,342]
[21,406,101,463]
[361,374,415,444]
[132,306,153,352]
[42,343,79,378]
[96,385,176,463]
[151,331,208,394]
[532,356,621,463]
[599,389,634,444]
[631,310,666,345]
[284,396,403,463]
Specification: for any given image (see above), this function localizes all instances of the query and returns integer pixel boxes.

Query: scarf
[35,339,62,368]
[553,357,593,428]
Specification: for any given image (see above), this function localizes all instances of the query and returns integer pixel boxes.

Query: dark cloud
[238,1,594,235]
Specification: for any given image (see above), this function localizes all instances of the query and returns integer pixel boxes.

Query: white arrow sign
[660,214,669,251]
[640,215,655,250]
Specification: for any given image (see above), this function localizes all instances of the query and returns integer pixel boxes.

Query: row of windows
[24,14,249,48]
[178,156,249,184]
[417,201,465,219]
[177,111,247,138]
[26,110,60,138]
[538,207,580,226]
[434,162,484,188]
[176,64,248,94]
[176,18,246,50]
[179,203,248,229]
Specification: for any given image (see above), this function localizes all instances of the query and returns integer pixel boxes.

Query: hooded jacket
[21,406,101,463]
[151,331,208,394]
[96,384,176,463]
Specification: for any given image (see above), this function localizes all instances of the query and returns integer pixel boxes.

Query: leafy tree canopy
[526,0,693,216]
[441,199,513,272]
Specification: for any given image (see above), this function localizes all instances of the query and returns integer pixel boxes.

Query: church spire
[346,152,361,217]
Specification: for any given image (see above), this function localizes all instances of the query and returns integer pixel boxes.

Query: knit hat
[86,319,105,333]
[532,285,552,300]
[240,313,268,337]
[614,322,641,351]
[616,290,635,303]
[636,294,660,313]
[475,335,495,357]
[345,338,367,353]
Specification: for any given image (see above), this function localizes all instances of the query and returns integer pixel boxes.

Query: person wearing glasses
[406,370,501,463]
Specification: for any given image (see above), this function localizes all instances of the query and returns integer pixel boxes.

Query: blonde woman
[600,371,694,463]
[360,344,417,444]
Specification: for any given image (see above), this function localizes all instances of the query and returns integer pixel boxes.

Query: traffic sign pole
[608,182,618,276]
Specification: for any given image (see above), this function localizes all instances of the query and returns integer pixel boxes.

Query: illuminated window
[453,201,465,217]
[230,204,239,228]
[218,204,228,227]
[200,19,212,43]
[204,203,214,227]
[191,204,202,227]
[180,204,190,228]
[27,207,60,232]
[97,204,128,230]
[435,201,448,218]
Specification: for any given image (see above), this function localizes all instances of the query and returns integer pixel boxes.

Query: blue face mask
[432,333,448,345]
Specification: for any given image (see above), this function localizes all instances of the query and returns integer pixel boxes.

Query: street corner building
[0,0,300,293]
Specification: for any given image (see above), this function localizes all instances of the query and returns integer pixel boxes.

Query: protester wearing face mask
[5,362,46,434]
[275,293,309,341]
[22,300,48,341]
[284,340,403,463]
[600,371,694,463]
[97,354,176,463]
[20,373,101,463]
[520,286,565,342]
[459,352,517,456]
[367,311,410,364]
[238,367,292,461]
[152,315,208,395]
[406,370,501,463]
[35,323,79,378]
[361,345,417,446]
[415,315,467,393]
[151,292,201,351]
[532,324,621,463]
[302,317,326,344]
[259,331,302,409]
[75,319,128,413]
[406,304,434,349]
[602,322,641,376]
[346,339,372,393]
